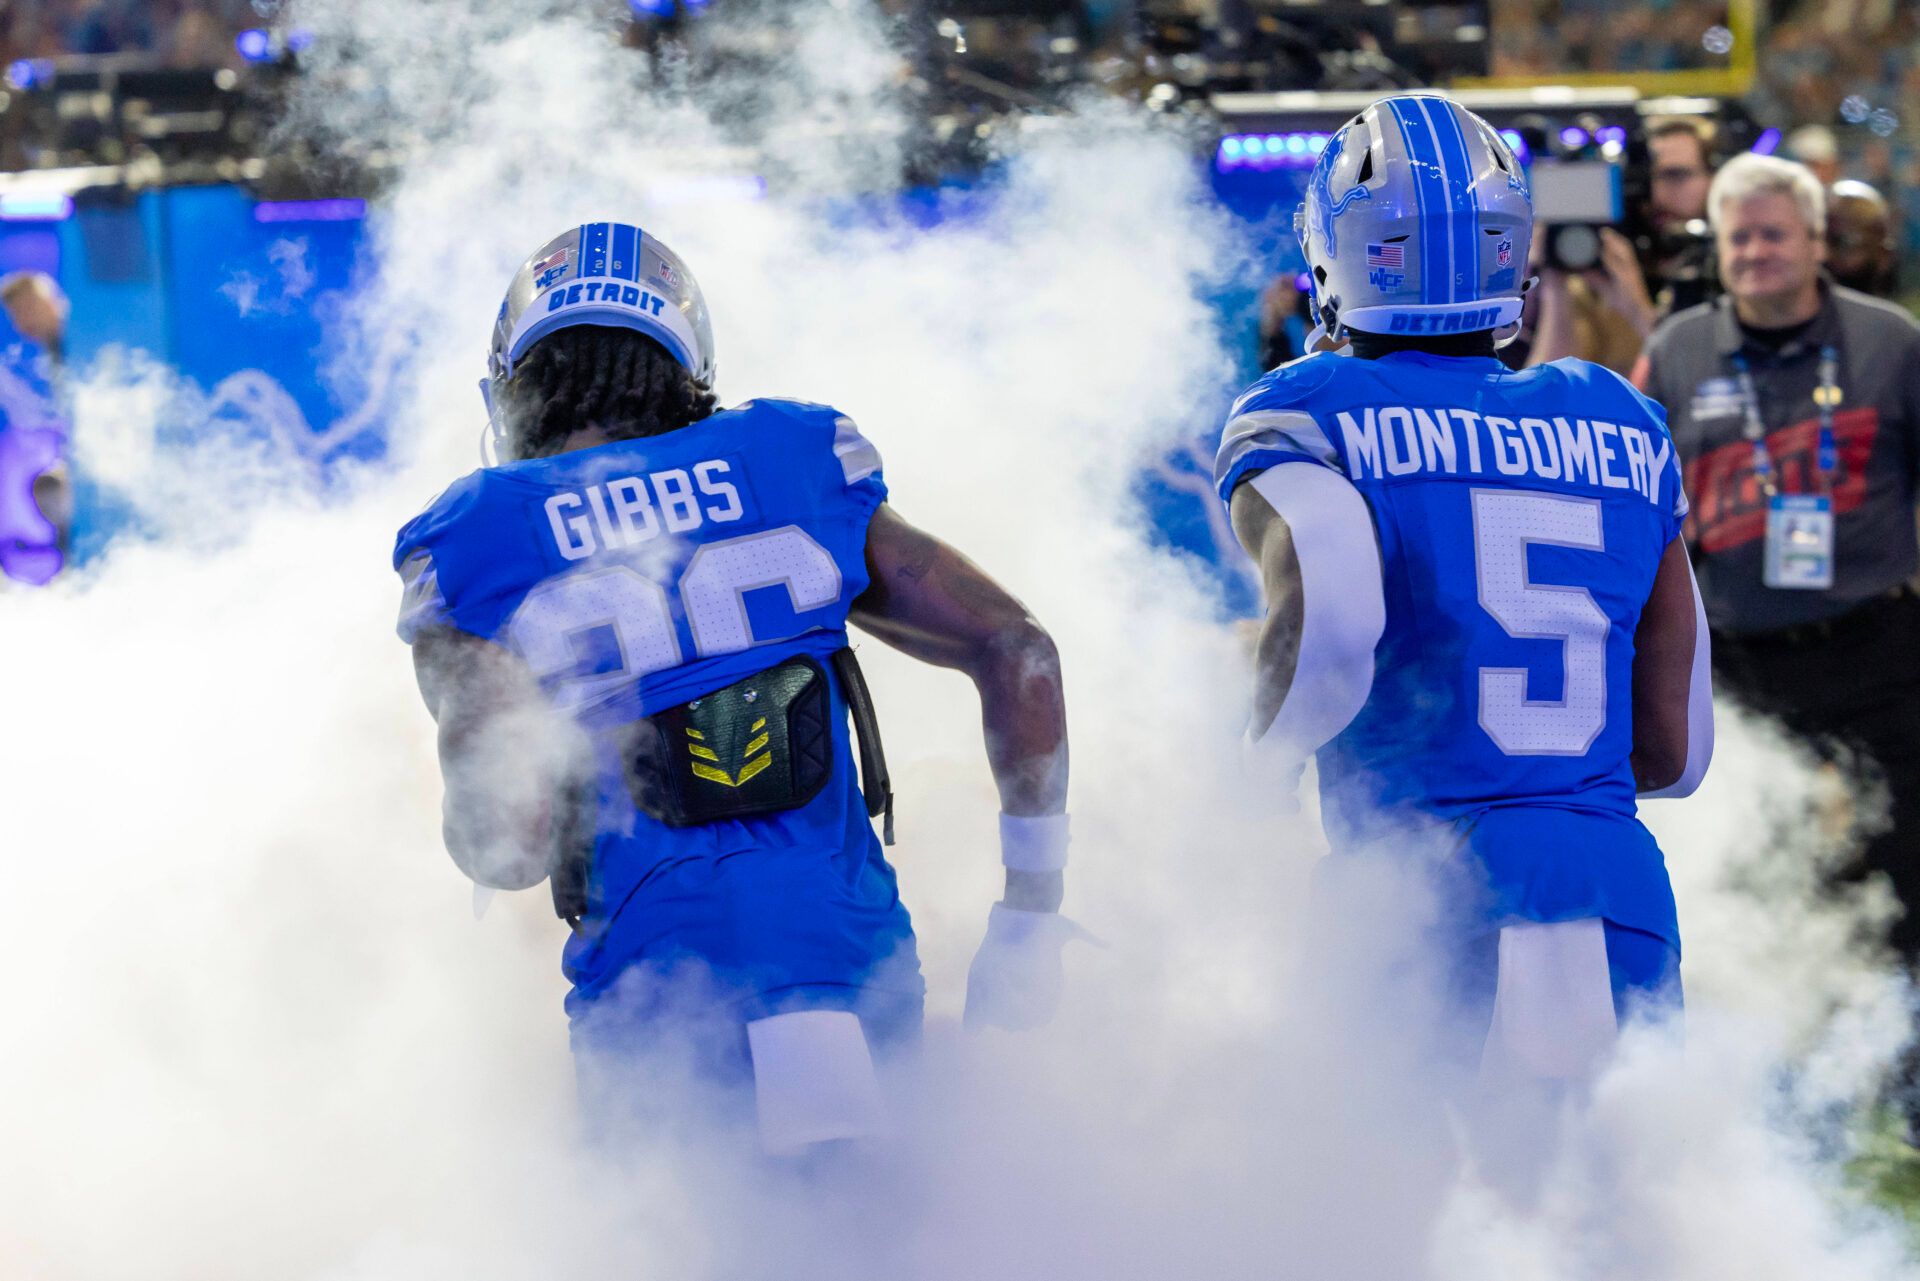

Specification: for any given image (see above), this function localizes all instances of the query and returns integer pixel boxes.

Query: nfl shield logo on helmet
[533,247,572,291]
[653,257,680,291]
[1497,238,1513,268]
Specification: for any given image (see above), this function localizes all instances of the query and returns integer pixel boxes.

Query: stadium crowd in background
[1734,0,1920,284]
[0,0,249,67]
[1490,0,1920,307]
[1493,0,1729,78]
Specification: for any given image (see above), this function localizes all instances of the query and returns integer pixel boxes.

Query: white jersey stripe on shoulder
[832,415,882,485]
[1216,408,1342,488]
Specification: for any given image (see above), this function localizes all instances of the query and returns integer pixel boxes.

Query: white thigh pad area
[745,1009,887,1155]
[1480,918,1619,1083]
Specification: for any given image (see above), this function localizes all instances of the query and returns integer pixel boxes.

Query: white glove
[964,903,1088,1032]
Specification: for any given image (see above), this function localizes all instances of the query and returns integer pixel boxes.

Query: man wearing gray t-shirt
[1636,154,1920,964]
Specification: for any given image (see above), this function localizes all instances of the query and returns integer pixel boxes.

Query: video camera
[1519,102,1741,309]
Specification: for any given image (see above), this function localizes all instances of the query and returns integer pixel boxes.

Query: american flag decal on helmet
[1365,242,1405,269]
[532,247,571,290]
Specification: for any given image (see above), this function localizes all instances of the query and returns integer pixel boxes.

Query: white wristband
[1000,813,1069,873]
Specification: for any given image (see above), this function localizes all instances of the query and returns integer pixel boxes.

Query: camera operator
[1644,116,1719,315]
[1527,225,1657,373]
[1648,116,1715,228]
[1634,153,1920,971]
[1525,116,1719,373]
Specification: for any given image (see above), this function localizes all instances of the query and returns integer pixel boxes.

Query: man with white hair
[1635,154,1920,1000]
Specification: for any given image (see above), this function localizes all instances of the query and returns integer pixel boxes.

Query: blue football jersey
[393,398,921,1017]
[1217,350,1689,946]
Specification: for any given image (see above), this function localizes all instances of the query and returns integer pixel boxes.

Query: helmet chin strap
[1310,289,1345,343]
[1493,275,1540,350]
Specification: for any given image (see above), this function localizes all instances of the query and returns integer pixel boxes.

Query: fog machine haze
[1,2,1915,1279]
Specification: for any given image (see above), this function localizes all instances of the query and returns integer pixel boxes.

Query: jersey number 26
[510,525,843,709]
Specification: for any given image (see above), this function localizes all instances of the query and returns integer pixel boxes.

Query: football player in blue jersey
[394,224,1075,1153]
[1218,98,1714,1082]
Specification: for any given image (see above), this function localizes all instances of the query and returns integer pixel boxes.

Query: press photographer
[1523,114,1719,372]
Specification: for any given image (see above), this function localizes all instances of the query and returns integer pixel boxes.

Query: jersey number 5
[510,525,843,709]
[1471,489,1611,756]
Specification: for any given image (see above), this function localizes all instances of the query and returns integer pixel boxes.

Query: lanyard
[1731,344,1842,497]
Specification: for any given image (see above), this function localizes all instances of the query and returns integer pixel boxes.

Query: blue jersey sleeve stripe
[1216,408,1341,491]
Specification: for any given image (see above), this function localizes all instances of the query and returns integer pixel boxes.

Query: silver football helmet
[1296,95,1533,340]
[483,222,716,449]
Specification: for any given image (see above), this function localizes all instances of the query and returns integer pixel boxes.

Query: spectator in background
[0,1,249,67]
[165,8,236,69]
[1784,124,1843,187]
[65,0,156,56]
[1255,274,1307,371]
[0,272,68,585]
[0,271,68,585]
[1,272,69,364]
[1826,180,1898,298]
[1634,154,1920,992]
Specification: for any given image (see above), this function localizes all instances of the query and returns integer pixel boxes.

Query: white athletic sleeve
[1242,464,1385,769]
[1639,552,1713,800]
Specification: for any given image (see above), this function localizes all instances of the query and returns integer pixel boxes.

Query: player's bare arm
[411,626,586,889]
[1631,536,1714,797]
[1229,481,1307,738]
[850,503,1067,912]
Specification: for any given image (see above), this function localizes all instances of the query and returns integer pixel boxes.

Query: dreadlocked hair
[500,325,717,461]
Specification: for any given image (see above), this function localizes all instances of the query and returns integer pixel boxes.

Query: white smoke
[3,2,1915,1278]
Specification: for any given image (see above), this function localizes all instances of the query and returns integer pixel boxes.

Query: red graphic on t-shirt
[1683,406,1878,554]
